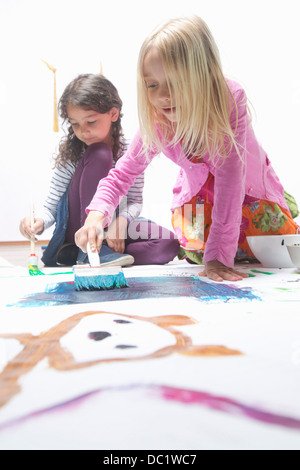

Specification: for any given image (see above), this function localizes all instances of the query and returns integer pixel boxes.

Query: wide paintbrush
[73,242,128,291]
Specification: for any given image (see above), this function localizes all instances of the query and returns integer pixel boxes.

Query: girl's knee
[150,238,180,264]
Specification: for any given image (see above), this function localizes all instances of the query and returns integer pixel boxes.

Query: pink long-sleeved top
[87,79,288,268]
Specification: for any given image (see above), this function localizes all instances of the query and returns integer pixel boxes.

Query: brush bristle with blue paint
[73,243,128,291]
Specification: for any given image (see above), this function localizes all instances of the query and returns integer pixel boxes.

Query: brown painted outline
[0,311,242,408]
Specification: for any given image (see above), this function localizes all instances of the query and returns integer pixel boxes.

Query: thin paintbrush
[28,203,44,276]
[73,242,128,291]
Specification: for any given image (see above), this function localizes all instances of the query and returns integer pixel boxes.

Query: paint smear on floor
[7,276,260,307]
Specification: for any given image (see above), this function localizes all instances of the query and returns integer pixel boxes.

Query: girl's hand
[75,211,105,253]
[198,260,249,282]
[19,216,44,240]
[105,216,128,254]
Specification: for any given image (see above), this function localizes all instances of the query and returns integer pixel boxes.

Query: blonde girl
[75,16,298,281]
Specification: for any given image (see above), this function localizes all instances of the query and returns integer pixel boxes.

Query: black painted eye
[88,331,111,341]
[115,345,137,349]
[114,320,132,324]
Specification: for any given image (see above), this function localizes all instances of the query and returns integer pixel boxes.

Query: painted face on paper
[60,313,176,362]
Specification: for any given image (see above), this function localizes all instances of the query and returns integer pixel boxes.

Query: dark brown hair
[54,74,126,167]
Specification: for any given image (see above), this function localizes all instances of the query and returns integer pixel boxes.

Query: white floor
[1,245,300,450]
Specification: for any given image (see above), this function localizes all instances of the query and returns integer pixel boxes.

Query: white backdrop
[0,0,299,241]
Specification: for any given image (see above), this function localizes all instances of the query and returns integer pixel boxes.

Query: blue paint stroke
[7,276,260,308]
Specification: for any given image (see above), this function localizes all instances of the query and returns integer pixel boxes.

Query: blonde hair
[137,15,241,162]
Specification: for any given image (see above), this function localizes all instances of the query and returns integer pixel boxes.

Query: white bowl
[246,234,300,268]
[287,244,300,270]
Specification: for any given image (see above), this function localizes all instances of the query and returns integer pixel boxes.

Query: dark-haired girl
[20,74,179,266]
